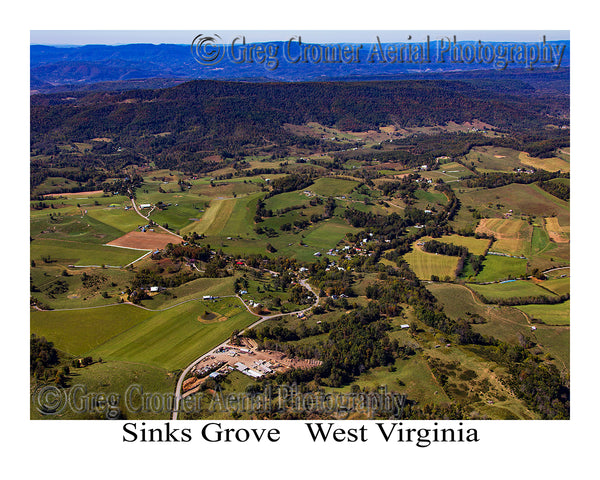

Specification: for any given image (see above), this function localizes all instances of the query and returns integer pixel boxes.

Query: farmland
[404,241,461,280]
[89,299,257,370]
[516,301,570,326]
[31,304,154,356]
[469,280,557,301]
[30,238,145,266]
[476,218,532,256]
[30,75,570,421]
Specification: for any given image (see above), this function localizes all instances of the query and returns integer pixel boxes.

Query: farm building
[139,203,152,209]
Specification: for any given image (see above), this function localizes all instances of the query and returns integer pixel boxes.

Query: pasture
[85,207,145,233]
[458,183,569,226]
[310,177,359,196]
[465,146,525,172]
[427,282,533,344]
[326,354,451,406]
[139,276,237,309]
[30,304,153,356]
[471,255,527,283]
[31,266,136,309]
[516,301,570,326]
[31,360,176,420]
[31,213,125,245]
[414,188,448,206]
[539,277,570,296]
[31,238,144,266]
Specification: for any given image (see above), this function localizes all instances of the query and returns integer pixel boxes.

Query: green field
[326,353,451,407]
[30,360,176,420]
[264,191,308,211]
[540,277,570,296]
[532,326,570,372]
[469,280,557,301]
[30,266,135,309]
[31,213,125,245]
[220,193,263,237]
[310,177,359,196]
[427,283,568,374]
[414,188,448,206]
[31,304,153,356]
[139,276,237,309]
[31,238,145,266]
[90,299,256,370]
[85,207,145,233]
[472,255,528,283]
[516,301,570,326]
[302,218,355,251]
[180,197,237,235]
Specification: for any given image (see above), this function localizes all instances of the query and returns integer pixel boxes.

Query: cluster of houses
[137,223,155,233]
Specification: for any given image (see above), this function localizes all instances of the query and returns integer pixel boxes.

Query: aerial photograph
[29,30,570,421]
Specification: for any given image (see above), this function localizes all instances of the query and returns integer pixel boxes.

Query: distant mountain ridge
[31,42,570,94]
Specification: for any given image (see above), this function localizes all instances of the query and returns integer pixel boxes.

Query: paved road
[171,278,319,420]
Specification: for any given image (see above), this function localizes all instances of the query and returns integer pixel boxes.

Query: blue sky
[30,30,570,46]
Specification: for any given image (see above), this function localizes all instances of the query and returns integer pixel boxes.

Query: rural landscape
[30,41,570,421]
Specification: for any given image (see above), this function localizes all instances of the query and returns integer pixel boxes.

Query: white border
[5,1,597,478]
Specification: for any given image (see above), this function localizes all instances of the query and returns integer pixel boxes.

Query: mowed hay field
[476,218,532,256]
[404,243,460,280]
[89,299,256,370]
[518,151,570,172]
[428,234,492,256]
[180,197,237,235]
[545,216,570,243]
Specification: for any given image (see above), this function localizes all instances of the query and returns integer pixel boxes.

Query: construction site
[181,338,322,397]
